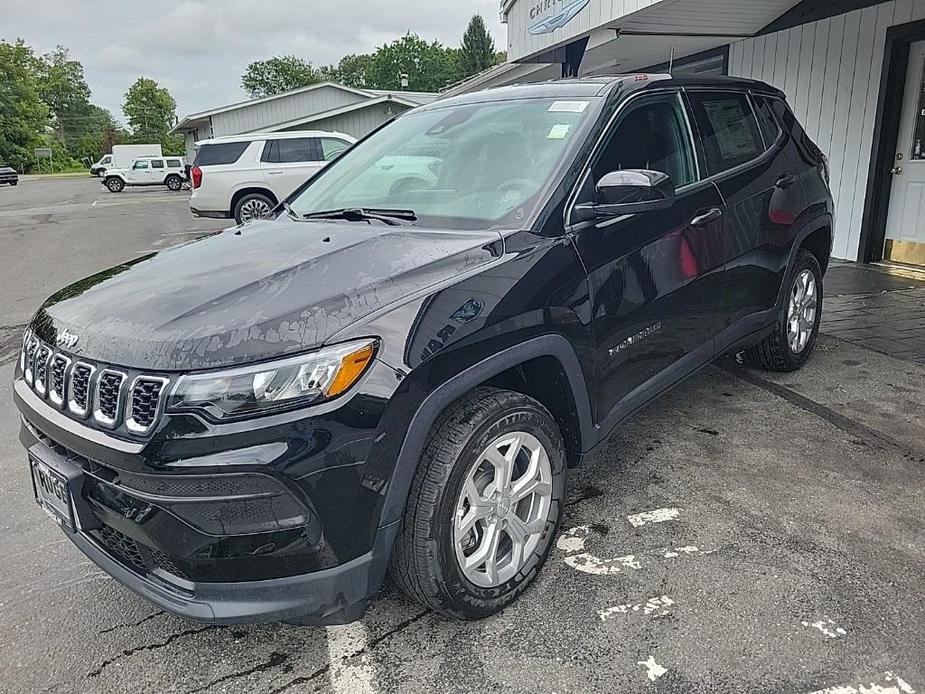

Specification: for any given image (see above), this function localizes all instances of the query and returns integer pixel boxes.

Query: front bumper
[13,357,396,623]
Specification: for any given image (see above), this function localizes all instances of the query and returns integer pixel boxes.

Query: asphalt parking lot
[0,178,922,694]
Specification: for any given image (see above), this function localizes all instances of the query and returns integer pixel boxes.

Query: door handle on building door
[690,207,722,227]
[890,167,903,175]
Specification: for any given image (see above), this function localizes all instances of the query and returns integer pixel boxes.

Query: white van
[189,131,356,224]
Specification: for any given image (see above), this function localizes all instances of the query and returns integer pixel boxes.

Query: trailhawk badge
[56,330,79,350]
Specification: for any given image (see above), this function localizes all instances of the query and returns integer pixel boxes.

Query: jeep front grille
[126,377,168,433]
[94,371,126,427]
[22,336,170,436]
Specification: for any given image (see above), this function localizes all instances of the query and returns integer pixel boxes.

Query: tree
[241,56,322,98]
[325,53,374,89]
[364,34,459,92]
[36,46,91,140]
[123,77,180,150]
[459,15,497,78]
[0,40,49,171]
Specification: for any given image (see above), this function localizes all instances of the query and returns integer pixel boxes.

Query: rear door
[684,89,804,339]
[260,137,325,199]
[149,158,166,184]
[570,90,727,425]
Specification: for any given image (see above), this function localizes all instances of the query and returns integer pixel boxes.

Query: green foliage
[241,56,323,98]
[123,77,179,150]
[36,46,91,140]
[326,53,374,89]
[459,16,496,76]
[0,40,49,171]
[361,34,460,92]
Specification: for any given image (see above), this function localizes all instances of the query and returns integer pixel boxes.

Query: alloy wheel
[240,198,270,222]
[453,431,553,588]
[787,268,817,353]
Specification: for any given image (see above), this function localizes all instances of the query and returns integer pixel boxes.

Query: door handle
[775,173,797,189]
[268,170,284,175]
[690,207,722,227]
[890,167,903,175]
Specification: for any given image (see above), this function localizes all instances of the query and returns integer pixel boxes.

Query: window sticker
[548,100,589,113]
[547,123,571,139]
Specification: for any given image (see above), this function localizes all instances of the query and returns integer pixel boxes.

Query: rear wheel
[389,387,566,620]
[105,177,124,193]
[233,193,273,225]
[743,249,822,371]
[165,174,183,191]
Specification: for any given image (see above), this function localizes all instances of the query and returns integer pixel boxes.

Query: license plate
[30,457,76,533]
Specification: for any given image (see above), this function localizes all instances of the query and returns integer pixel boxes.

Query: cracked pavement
[1,179,923,693]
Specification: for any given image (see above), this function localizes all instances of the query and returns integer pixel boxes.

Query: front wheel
[165,175,183,191]
[389,387,566,620]
[105,177,124,193]
[743,249,822,371]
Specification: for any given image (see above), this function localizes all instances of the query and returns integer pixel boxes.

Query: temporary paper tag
[548,124,571,139]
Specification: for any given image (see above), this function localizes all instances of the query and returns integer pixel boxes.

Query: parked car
[189,131,356,224]
[91,145,163,177]
[0,166,18,186]
[102,156,187,192]
[13,75,832,626]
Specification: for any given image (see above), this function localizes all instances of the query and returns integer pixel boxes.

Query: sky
[0,0,508,123]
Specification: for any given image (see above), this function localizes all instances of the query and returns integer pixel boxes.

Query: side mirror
[573,169,675,222]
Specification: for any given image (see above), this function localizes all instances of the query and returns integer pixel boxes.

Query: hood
[32,217,502,370]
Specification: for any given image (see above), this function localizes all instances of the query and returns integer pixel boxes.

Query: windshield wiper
[301,207,417,226]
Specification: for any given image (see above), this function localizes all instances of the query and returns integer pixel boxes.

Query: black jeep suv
[14,75,832,625]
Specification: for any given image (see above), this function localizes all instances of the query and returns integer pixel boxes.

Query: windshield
[289,97,598,228]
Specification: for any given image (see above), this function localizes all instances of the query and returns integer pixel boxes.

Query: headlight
[168,339,377,420]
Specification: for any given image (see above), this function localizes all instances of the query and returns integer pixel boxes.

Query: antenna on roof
[668,45,675,74]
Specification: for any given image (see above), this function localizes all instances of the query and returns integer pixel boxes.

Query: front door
[571,91,726,427]
[260,137,325,200]
[885,40,925,266]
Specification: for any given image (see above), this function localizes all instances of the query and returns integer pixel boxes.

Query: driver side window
[587,93,697,200]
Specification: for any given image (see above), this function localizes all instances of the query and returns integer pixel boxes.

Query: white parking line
[637,655,667,682]
[556,525,592,552]
[564,552,641,575]
[801,618,848,639]
[627,507,682,527]
[805,672,915,693]
[325,622,377,694]
[663,545,715,558]
[598,595,674,621]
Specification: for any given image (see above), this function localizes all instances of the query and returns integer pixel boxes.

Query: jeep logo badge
[56,330,79,350]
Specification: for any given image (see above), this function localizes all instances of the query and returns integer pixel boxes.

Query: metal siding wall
[728,1,925,260]
[282,104,409,139]
[210,87,366,137]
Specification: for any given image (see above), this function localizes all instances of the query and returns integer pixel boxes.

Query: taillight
[191,166,202,189]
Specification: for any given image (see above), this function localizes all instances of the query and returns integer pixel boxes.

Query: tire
[165,175,183,191]
[389,387,566,620]
[9,181,17,186]
[105,177,124,193]
[743,249,823,372]
[233,192,273,225]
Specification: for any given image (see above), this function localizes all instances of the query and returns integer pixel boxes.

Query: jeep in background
[13,75,832,626]
[103,156,187,193]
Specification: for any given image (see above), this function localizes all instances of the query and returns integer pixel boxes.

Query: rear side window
[194,141,251,166]
[752,96,783,149]
[687,92,764,174]
[321,138,350,162]
[166,158,182,168]
[262,138,321,164]
[151,159,164,169]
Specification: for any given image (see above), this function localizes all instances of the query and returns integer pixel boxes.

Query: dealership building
[448,0,925,268]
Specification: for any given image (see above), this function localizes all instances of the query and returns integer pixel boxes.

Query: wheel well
[231,187,277,215]
[799,225,832,275]
[482,355,583,467]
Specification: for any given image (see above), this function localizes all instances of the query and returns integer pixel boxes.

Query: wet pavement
[0,179,923,693]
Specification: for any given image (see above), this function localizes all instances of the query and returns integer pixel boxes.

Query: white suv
[189,131,356,224]
[103,157,187,193]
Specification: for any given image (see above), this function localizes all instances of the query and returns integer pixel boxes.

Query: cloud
[0,0,506,121]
